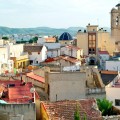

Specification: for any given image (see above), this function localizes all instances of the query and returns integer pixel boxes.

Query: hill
[0,26,110,36]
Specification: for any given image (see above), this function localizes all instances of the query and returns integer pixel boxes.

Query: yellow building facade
[77,24,115,56]
[11,54,29,69]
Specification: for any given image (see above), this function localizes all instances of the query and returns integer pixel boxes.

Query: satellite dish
[30,87,35,93]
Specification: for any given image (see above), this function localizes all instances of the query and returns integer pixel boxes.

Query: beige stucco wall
[26,76,45,89]
[87,25,98,32]
[77,31,115,56]
[97,32,115,55]
[106,87,120,109]
[45,72,86,102]
[33,67,50,77]
[59,40,73,45]
[77,33,88,55]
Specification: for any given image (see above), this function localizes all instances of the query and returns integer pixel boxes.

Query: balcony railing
[16,54,29,60]
[86,87,105,95]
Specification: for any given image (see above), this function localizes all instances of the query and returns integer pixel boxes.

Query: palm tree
[97,98,113,116]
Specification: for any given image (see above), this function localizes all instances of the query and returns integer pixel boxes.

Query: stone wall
[0,103,36,120]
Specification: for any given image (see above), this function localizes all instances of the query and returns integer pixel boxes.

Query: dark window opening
[30,60,33,64]
[115,99,120,106]
[89,57,96,65]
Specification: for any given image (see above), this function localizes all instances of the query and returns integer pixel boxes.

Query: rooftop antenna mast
[97,18,99,26]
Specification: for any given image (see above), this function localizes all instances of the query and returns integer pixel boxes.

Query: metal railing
[86,87,105,95]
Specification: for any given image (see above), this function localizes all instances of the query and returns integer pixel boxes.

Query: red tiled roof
[45,58,54,62]
[98,51,109,55]
[27,72,45,83]
[66,45,81,50]
[45,37,56,42]
[0,80,39,103]
[0,85,5,93]
[41,99,102,120]
[60,56,80,63]
[0,80,22,87]
[8,86,32,99]
[44,56,80,64]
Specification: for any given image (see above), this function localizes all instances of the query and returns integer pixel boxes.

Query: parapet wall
[0,103,36,120]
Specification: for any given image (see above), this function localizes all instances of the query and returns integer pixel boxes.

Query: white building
[98,51,110,70]
[44,43,61,58]
[0,43,30,73]
[98,51,109,61]
[24,44,47,64]
[106,74,120,109]
[61,45,83,60]
[9,43,24,58]
[37,37,46,44]
[105,57,120,71]
[0,45,15,74]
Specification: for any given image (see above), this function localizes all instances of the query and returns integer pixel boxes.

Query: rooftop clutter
[0,80,39,103]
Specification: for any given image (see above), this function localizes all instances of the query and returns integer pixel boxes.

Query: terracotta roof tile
[41,99,102,120]
[27,72,45,83]
[45,37,56,42]
[0,80,39,103]
[98,51,109,55]
[60,56,80,63]
[24,45,43,52]
[66,45,81,50]
[44,56,80,64]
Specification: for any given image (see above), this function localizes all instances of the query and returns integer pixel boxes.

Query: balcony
[86,87,105,95]
[16,54,29,60]
[11,53,29,61]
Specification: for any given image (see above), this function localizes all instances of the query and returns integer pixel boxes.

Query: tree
[53,35,59,43]
[29,37,38,43]
[2,36,9,40]
[29,39,33,43]
[97,98,113,116]
[32,36,38,43]
[74,104,80,120]
[83,114,87,120]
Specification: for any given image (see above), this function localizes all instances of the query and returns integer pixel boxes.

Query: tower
[111,3,120,43]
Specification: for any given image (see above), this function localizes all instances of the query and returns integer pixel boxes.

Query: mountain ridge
[0,26,110,36]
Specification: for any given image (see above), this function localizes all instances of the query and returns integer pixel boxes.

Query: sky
[0,0,119,28]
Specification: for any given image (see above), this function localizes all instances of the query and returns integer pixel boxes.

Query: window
[38,52,40,54]
[28,52,32,55]
[115,99,120,106]
[89,35,92,40]
[116,16,118,26]
[93,35,95,40]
